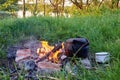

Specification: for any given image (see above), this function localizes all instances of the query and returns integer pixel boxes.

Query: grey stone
[24,60,36,71]
[80,58,92,69]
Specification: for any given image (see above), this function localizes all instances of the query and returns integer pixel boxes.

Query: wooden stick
[40,76,59,80]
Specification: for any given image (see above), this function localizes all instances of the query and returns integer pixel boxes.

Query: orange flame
[37,41,64,63]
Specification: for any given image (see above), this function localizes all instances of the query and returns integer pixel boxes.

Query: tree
[0,0,18,11]
[49,0,64,17]
[0,0,18,17]
[116,0,119,8]
[98,0,104,8]
[92,0,99,6]
[111,0,119,8]
[70,0,83,10]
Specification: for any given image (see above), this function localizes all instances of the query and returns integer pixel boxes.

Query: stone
[37,62,61,71]
[80,58,92,69]
[15,49,32,62]
[24,60,36,71]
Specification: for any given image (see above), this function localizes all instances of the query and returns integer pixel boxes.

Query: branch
[56,0,62,5]
[49,0,63,8]
[40,76,59,80]
[70,0,83,9]
[49,0,55,7]
[98,0,104,8]
[70,0,76,4]
[62,0,65,10]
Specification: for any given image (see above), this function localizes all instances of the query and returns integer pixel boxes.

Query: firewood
[39,76,59,80]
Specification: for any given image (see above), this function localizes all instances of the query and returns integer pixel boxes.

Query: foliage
[0,0,18,18]
[0,0,18,11]
[0,0,120,18]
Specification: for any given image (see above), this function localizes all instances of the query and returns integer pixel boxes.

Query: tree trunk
[62,0,65,15]
[23,0,26,18]
[34,0,38,16]
[62,0,65,10]
[116,0,119,8]
[86,0,89,9]
[49,0,62,17]
[43,0,46,16]
[56,6,59,17]
[86,0,89,6]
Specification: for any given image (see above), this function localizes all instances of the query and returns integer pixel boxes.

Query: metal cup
[95,52,110,63]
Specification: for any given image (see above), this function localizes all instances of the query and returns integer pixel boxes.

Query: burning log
[36,43,62,63]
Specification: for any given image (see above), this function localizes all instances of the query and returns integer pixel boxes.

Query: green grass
[0,10,120,80]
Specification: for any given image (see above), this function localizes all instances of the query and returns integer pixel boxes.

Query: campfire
[36,41,65,63]
[7,37,91,79]
[15,41,65,72]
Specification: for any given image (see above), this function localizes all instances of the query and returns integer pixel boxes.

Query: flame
[37,41,64,62]
[40,41,54,52]
[61,42,64,49]
[52,42,65,62]
[37,41,54,57]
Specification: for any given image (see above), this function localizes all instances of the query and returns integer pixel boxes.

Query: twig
[40,76,60,80]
